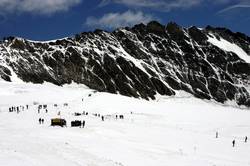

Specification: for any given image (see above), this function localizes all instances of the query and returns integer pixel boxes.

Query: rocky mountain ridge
[0,21,250,106]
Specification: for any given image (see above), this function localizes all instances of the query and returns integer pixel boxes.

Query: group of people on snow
[39,118,45,124]
[8,98,127,130]
[9,105,29,114]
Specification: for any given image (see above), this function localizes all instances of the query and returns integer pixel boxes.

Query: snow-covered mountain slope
[0,21,250,106]
[0,81,250,166]
[207,34,250,63]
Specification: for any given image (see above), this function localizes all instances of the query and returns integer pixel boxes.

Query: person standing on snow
[245,136,248,143]
[232,140,235,147]
[82,120,85,128]
[216,132,218,138]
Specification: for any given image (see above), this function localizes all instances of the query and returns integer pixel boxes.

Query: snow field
[0,81,250,166]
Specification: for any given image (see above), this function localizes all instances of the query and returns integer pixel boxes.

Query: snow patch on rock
[207,34,250,63]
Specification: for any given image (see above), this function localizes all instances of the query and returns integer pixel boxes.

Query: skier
[39,118,42,124]
[216,132,218,138]
[46,109,48,113]
[245,136,248,143]
[232,140,235,147]
[101,116,104,121]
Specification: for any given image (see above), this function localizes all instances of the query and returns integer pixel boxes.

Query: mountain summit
[1,21,250,106]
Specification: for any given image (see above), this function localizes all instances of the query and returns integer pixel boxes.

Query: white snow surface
[207,34,250,63]
[0,81,250,166]
[26,37,70,44]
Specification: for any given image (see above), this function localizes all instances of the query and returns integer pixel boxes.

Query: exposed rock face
[0,21,250,106]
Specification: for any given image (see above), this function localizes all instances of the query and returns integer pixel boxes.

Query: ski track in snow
[0,81,250,166]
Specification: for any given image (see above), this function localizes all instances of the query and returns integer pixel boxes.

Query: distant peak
[146,20,166,35]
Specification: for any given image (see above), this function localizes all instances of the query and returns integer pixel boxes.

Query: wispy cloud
[85,10,155,29]
[100,0,250,13]
[0,0,82,15]
[100,0,204,11]
[218,3,250,14]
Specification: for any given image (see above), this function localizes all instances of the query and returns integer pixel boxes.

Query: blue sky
[0,0,250,41]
